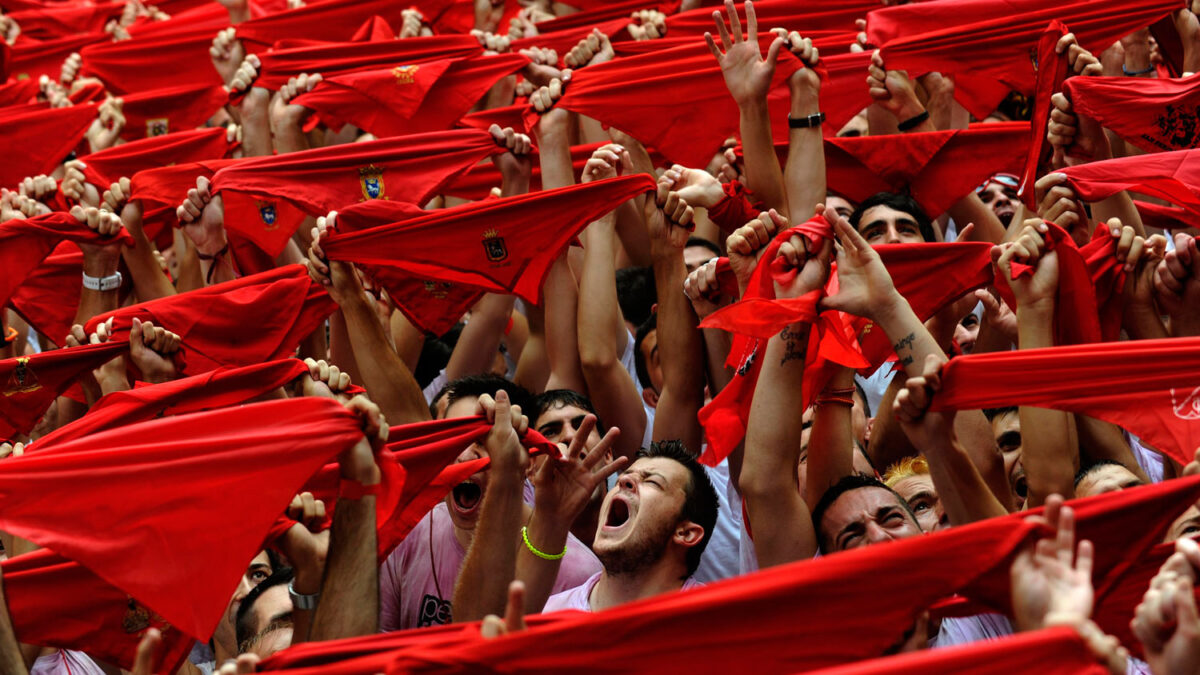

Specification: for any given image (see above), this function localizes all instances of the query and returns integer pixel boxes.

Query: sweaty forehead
[535,402,589,427]
[824,486,908,527]
[858,204,915,228]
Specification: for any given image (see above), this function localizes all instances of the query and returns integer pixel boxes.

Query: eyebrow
[906,490,936,505]
[997,431,1021,447]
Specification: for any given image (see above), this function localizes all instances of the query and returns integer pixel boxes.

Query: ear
[673,521,705,548]
[641,387,659,409]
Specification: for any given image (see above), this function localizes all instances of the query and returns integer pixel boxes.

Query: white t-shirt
[692,459,742,583]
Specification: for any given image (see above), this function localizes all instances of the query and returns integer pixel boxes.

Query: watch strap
[787,112,826,129]
[82,271,122,291]
[288,579,320,610]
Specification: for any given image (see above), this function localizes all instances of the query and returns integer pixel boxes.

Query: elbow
[578,346,618,374]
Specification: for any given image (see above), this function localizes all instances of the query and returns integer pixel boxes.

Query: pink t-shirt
[542,571,703,612]
[31,650,106,675]
[379,502,601,631]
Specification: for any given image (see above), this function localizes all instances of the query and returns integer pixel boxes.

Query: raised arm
[451,391,529,623]
[646,181,706,452]
[740,222,831,567]
[775,30,824,223]
[707,0,787,214]
[0,566,28,675]
[577,144,647,461]
[309,396,385,641]
[994,219,1078,506]
[308,215,431,425]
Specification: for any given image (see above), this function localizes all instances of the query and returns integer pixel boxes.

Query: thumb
[1174,579,1200,630]
[493,389,512,431]
[131,627,162,675]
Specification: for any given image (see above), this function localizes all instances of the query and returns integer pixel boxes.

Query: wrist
[870,289,911,328]
[737,97,770,116]
[82,254,120,278]
[526,509,571,552]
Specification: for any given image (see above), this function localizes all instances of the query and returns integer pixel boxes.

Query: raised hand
[210,28,244,87]
[866,50,925,123]
[644,178,694,251]
[470,29,511,54]
[299,357,352,398]
[398,8,432,38]
[307,211,367,307]
[87,97,126,153]
[226,53,261,95]
[770,28,820,90]
[529,73,570,113]
[1010,494,1096,631]
[1154,232,1200,337]
[580,142,630,184]
[726,209,784,292]
[518,47,561,91]
[1033,173,1086,237]
[19,174,57,202]
[270,71,322,134]
[0,189,49,220]
[1056,33,1102,77]
[71,204,127,254]
[628,9,666,41]
[683,257,732,318]
[894,353,956,452]
[129,317,180,383]
[564,28,614,68]
[0,13,20,45]
[480,581,528,639]
[478,390,530,474]
[992,219,1059,311]
[705,0,783,107]
[974,288,1018,346]
[60,52,82,87]
[61,160,100,206]
[772,220,832,299]
[341,394,388,474]
[1131,537,1200,675]
[820,205,901,319]
[531,414,626,528]
[102,177,132,213]
[660,163,724,209]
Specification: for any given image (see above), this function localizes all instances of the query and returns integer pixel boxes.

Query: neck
[589,556,689,612]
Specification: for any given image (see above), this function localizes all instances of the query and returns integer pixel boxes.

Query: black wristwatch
[788,112,825,129]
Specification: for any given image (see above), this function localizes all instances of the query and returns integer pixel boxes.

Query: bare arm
[0,567,29,675]
[777,32,825,223]
[804,368,856,511]
[114,194,175,302]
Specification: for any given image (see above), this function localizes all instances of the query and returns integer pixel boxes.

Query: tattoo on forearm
[893,332,916,354]
[780,325,806,365]
[899,356,913,366]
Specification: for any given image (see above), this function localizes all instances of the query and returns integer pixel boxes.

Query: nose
[560,422,578,446]
[884,224,902,244]
[457,444,483,463]
[618,474,635,491]
[865,520,893,544]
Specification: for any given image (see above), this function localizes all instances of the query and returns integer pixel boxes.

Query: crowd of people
[0,0,1199,672]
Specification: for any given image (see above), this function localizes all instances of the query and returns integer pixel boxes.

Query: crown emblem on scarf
[393,65,419,85]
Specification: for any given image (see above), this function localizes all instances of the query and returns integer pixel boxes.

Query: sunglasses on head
[975,173,1020,193]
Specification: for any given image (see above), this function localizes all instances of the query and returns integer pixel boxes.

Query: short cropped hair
[811,474,917,552]
[443,375,532,417]
[640,440,719,577]
[633,313,657,391]
[531,389,605,432]
[235,567,293,653]
[983,406,1018,422]
[848,192,937,243]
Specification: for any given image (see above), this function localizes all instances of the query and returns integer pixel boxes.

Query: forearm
[783,84,824,223]
[742,323,818,566]
[578,219,645,459]
[739,100,787,214]
[272,112,311,155]
[613,199,652,267]
[954,410,1016,512]
[451,471,524,622]
[172,228,204,293]
[0,572,29,675]
[447,294,515,381]
[515,507,570,614]
[874,293,946,377]
[866,374,919,470]
[342,294,430,424]
[75,252,121,326]
[542,254,586,392]
[947,192,1006,244]
[701,328,733,395]
[309,493,378,641]
[1090,192,1145,238]
[239,91,273,158]
[924,436,1009,525]
[805,368,855,510]
[1124,303,1170,340]
[1075,416,1150,484]
[649,246,705,450]
[120,207,175,302]
[1017,306,1076,505]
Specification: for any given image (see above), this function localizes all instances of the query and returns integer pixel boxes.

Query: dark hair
[633,313,657,391]
[685,236,722,259]
[1074,459,1137,488]
[531,389,604,431]
[811,474,916,552]
[853,379,871,418]
[982,406,1018,423]
[235,567,294,652]
[848,192,936,243]
[616,266,656,328]
[639,440,719,577]
[414,337,454,390]
[443,375,532,418]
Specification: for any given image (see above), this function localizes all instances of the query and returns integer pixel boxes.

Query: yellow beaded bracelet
[521,526,567,561]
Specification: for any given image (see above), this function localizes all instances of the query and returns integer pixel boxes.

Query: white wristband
[82,271,122,291]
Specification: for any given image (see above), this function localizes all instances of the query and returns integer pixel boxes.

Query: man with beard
[542,440,719,612]
[378,376,602,630]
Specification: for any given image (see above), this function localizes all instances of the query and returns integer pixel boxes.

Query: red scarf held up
[522,38,818,170]
[1079,225,1128,342]
[659,0,874,40]
[1018,21,1069,209]
[0,342,126,440]
[806,626,1105,675]
[210,129,504,255]
[116,83,229,142]
[130,157,238,208]
[320,174,657,334]
[0,212,133,311]
[1057,148,1200,220]
[8,1,123,41]
[80,26,221,94]
[822,122,1030,217]
[234,0,453,50]
[291,53,529,138]
[9,32,109,82]
[7,244,84,350]
[84,264,335,374]
[0,397,366,643]
[698,235,994,466]
[34,359,309,449]
[1135,199,1200,230]
[444,140,604,200]
[931,336,1200,466]
[0,102,96,188]
[1066,73,1200,154]
[992,221,1102,346]
[252,35,481,92]
[3,548,195,675]
[869,0,1181,119]
[350,15,396,42]
[80,126,233,188]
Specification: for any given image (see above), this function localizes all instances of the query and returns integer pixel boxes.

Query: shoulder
[552,533,602,591]
[543,571,602,613]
